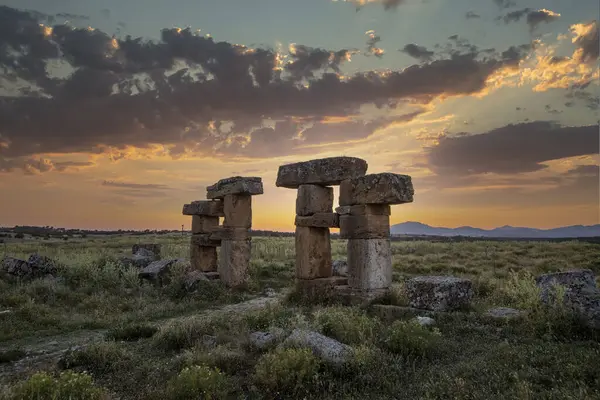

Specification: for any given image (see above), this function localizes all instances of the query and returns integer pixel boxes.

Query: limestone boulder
[27,254,58,276]
[563,286,600,330]
[182,200,224,217]
[207,176,263,199]
[416,316,436,326]
[281,329,353,365]
[139,259,178,282]
[184,270,209,291]
[332,259,348,277]
[276,157,368,189]
[535,269,597,303]
[2,257,33,278]
[249,331,283,350]
[339,173,414,206]
[406,276,473,311]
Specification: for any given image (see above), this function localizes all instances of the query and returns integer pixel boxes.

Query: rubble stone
[339,214,390,239]
[184,270,209,291]
[27,254,58,275]
[295,226,332,279]
[347,239,392,290]
[139,259,178,282]
[218,240,252,287]
[335,204,391,216]
[295,213,339,228]
[2,257,33,278]
[131,244,161,260]
[182,200,224,217]
[276,156,368,189]
[191,215,219,234]
[190,244,218,272]
[535,269,597,303]
[296,185,334,216]
[223,194,252,228]
[406,276,473,311]
[207,176,263,199]
[416,316,436,326]
[281,329,353,365]
[339,173,414,206]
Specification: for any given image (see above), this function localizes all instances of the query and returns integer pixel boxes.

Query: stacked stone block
[182,176,263,287]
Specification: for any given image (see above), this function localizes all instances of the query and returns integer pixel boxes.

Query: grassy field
[1,235,599,399]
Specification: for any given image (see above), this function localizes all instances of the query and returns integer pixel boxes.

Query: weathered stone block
[339,173,414,206]
[295,213,339,228]
[191,215,219,234]
[190,244,218,272]
[296,185,333,216]
[339,214,390,239]
[218,240,252,287]
[139,259,178,282]
[406,276,473,311]
[281,329,353,365]
[535,269,597,303]
[2,257,33,278]
[335,204,391,216]
[332,259,348,277]
[295,226,332,279]
[276,156,368,189]
[132,244,161,259]
[182,200,224,216]
[210,227,251,241]
[223,194,252,228]
[207,176,263,199]
[191,233,221,247]
[27,254,58,275]
[184,270,209,291]
[347,239,392,290]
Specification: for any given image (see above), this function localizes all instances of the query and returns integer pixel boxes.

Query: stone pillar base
[190,244,218,272]
[218,239,251,288]
[347,238,392,290]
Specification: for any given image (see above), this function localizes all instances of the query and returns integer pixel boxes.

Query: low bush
[165,365,233,400]
[6,371,107,400]
[105,323,158,341]
[381,320,442,359]
[313,306,380,345]
[59,341,132,374]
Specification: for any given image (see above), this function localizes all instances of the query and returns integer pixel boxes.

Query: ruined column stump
[183,201,224,273]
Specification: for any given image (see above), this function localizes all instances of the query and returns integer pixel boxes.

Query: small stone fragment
[184,270,209,291]
[249,331,279,350]
[131,244,161,259]
[1,257,32,278]
[416,316,436,326]
[190,245,218,272]
[223,194,252,228]
[347,239,392,290]
[27,254,58,275]
[296,185,334,216]
[119,253,154,269]
[190,234,221,247]
[218,240,251,287]
[139,259,178,282]
[276,156,368,189]
[182,200,224,217]
[484,307,526,319]
[295,213,339,228]
[335,204,391,216]
[339,214,390,239]
[191,215,219,234]
[281,329,353,365]
[295,226,332,279]
[406,276,473,311]
[332,259,348,277]
[206,176,263,199]
[339,173,414,206]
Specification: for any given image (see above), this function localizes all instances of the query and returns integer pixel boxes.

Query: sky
[0,0,598,231]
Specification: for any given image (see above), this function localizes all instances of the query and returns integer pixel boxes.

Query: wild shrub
[59,341,132,373]
[242,303,295,331]
[180,344,251,375]
[105,323,158,341]
[312,306,380,345]
[7,371,107,400]
[165,365,233,400]
[153,315,229,351]
[381,320,442,359]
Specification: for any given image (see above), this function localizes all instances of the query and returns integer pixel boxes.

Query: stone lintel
[182,200,224,217]
[339,173,414,206]
[276,156,368,189]
[207,176,263,199]
[210,227,251,241]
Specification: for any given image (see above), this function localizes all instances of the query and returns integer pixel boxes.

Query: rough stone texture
[295,277,349,299]
[218,240,252,287]
[206,176,263,199]
[563,286,600,330]
[347,239,392,290]
[332,259,348,277]
[406,276,474,311]
[184,270,209,291]
[131,244,161,260]
[339,173,414,206]
[118,253,154,269]
[535,269,597,303]
[295,213,339,228]
[2,257,33,278]
[335,204,391,216]
[339,214,390,239]
[139,259,178,282]
[191,215,219,234]
[190,234,221,247]
[295,226,332,279]
[203,271,221,280]
[296,185,334,216]
[416,316,436,326]
[281,329,353,365]
[249,331,282,350]
[276,156,368,189]
[182,200,224,217]
[190,244,218,272]
[223,194,252,228]
[27,254,58,276]
[484,307,526,319]
[210,227,251,241]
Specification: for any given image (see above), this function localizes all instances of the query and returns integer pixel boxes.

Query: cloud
[465,11,481,19]
[571,20,599,64]
[500,8,561,31]
[426,121,599,175]
[400,44,434,61]
[0,5,533,170]
[332,0,406,11]
[365,30,384,58]
[493,0,516,9]
[101,180,170,190]
[0,157,94,174]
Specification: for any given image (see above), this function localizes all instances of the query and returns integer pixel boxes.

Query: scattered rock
[0,310,12,316]
[332,260,348,277]
[406,276,473,312]
[131,244,161,260]
[1,257,33,278]
[249,331,279,350]
[206,176,264,199]
[485,307,526,319]
[416,316,436,326]
[339,172,414,206]
[119,248,156,269]
[184,270,209,291]
[138,259,178,282]
[27,254,58,275]
[263,287,277,298]
[563,286,600,330]
[535,269,597,303]
[276,156,368,189]
[370,305,436,321]
[281,329,353,365]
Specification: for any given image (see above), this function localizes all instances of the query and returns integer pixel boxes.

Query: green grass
[1,234,600,399]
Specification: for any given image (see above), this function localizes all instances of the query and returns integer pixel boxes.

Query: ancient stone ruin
[182,176,263,287]
[276,156,414,298]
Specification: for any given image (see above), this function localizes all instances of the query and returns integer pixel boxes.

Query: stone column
[276,157,369,292]
[182,200,224,272]
[338,173,414,293]
[206,176,263,288]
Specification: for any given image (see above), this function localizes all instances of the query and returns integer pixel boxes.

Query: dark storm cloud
[499,8,560,31]
[340,0,407,11]
[365,30,384,58]
[465,11,481,19]
[493,0,517,9]
[426,122,599,175]
[565,88,600,111]
[400,44,434,61]
[0,5,533,172]
[101,181,170,190]
[572,20,599,64]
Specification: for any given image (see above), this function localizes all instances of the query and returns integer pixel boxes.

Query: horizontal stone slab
[296,185,334,216]
[210,227,251,241]
[335,204,391,216]
[276,157,368,189]
[182,200,224,217]
[295,213,339,228]
[190,233,221,247]
[207,176,263,199]
[339,215,390,239]
[339,173,414,206]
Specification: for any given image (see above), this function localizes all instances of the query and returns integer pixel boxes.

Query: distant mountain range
[391,222,600,238]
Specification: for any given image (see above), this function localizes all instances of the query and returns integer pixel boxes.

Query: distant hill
[391,222,600,238]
